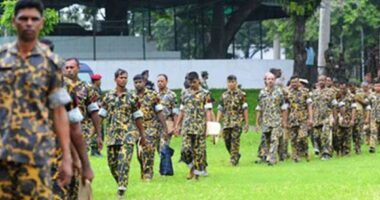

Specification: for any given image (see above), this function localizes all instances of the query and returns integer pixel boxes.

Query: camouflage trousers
[0,160,52,200]
[81,121,93,152]
[334,126,352,156]
[352,121,364,154]
[289,125,309,161]
[137,127,159,179]
[259,126,282,164]
[370,121,380,151]
[314,124,333,157]
[278,128,289,161]
[180,134,207,175]
[223,127,242,165]
[108,144,134,190]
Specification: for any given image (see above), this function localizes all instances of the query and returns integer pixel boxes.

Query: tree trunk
[293,16,307,77]
[205,0,261,59]
[105,0,129,35]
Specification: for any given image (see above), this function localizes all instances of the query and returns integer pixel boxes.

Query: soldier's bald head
[264,72,275,80]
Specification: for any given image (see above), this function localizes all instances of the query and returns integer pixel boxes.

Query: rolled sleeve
[133,110,143,120]
[281,103,289,111]
[68,107,84,123]
[155,104,164,112]
[98,108,108,117]
[49,87,72,109]
[204,103,213,110]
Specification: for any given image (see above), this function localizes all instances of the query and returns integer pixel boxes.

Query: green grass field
[90,132,380,200]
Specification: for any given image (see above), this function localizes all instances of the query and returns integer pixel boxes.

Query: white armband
[332,99,338,106]
[155,104,164,112]
[255,105,261,111]
[133,110,143,120]
[366,105,371,111]
[180,104,185,111]
[351,103,357,109]
[68,107,84,123]
[204,103,213,110]
[87,102,99,113]
[338,102,345,107]
[49,88,72,109]
[172,108,179,115]
[306,98,313,104]
[242,103,248,109]
[218,105,224,112]
[98,108,108,117]
[281,103,289,111]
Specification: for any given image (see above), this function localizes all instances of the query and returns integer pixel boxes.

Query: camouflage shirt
[366,92,380,122]
[133,88,163,130]
[218,89,248,128]
[337,92,356,127]
[311,87,337,126]
[99,89,143,146]
[0,42,71,166]
[72,79,99,123]
[180,88,212,135]
[64,77,84,124]
[256,86,287,131]
[286,87,312,127]
[158,88,178,120]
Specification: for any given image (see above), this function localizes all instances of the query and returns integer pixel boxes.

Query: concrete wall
[0,36,181,60]
[84,59,294,90]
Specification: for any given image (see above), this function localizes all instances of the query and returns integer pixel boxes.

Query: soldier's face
[115,74,128,88]
[134,79,145,90]
[64,60,79,79]
[264,76,275,87]
[374,84,380,92]
[318,77,326,87]
[290,79,299,89]
[13,8,44,43]
[189,79,200,90]
[157,76,167,90]
[227,80,237,90]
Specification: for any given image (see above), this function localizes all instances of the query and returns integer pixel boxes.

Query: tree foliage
[0,0,59,36]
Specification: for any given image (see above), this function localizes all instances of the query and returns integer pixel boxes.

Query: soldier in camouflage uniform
[217,75,249,166]
[99,69,145,198]
[157,74,178,151]
[0,1,73,198]
[365,82,380,153]
[255,73,288,166]
[311,75,337,160]
[90,73,103,157]
[335,82,356,156]
[63,58,103,152]
[175,72,214,179]
[358,82,372,145]
[133,75,168,181]
[285,76,313,162]
[351,83,366,154]
[40,39,94,200]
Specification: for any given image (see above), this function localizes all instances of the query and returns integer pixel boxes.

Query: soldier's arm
[351,103,357,125]
[205,93,215,121]
[171,93,180,124]
[70,122,93,182]
[87,87,103,149]
[216,96,224,123]
[154,94,168,134]
[365,102,371,124]
[307,97,313,126]
[242,93,249,132]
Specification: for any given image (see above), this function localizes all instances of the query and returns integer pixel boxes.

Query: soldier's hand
[82,166,94,184]
[254,124,260,133]
[96,136,103,152]
[308,119,314,128]
[244,123,250,133]
[364,119,369,124]
[58,155,73,187]
[174,126,181,136]
[139,136,147,146]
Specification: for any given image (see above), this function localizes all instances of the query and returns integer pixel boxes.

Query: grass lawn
[90,132,380,200]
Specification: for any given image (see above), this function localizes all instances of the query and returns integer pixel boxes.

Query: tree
[0,0,59,37]
[205,0,262,59]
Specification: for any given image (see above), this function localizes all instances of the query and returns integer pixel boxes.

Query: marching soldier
[99,69,145,198]
[365,82,380,153]
[0,1,73,198]
[133,75,168,181]
[63,58,103,153]
[311,75,337,160]
[174,72,214,179]
[217,75,249,166]
[335,82,356,156]
[255,73,288,166]
[285,76,313,162]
